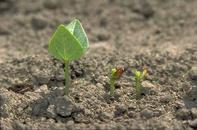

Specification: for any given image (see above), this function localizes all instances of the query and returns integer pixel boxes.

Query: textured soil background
[0,0,197,130]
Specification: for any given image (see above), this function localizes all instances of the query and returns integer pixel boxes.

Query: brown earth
[0,0,197,130]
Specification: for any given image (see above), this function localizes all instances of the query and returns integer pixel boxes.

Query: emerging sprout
[132,69,147,99]
[48,19,89,95]
[109,68,124,97]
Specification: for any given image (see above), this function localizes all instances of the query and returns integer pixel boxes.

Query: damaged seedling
[48,19,89,95]
[132,68,147,99]
[109,68,124,97]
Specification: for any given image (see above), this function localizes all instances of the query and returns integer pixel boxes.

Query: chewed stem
[135,77,142,99]
[110,78,115,97]
[64,60,70,95]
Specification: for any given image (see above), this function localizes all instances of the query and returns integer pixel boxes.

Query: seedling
[132,69,147,99]
[48,19,89,94]
[109,68,124,97]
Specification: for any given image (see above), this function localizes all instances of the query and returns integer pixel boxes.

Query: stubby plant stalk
[109,68,124,97]
[133,69,147,99]
[135,71,142,99]
[64,61,70,95]
[110,77,115,97]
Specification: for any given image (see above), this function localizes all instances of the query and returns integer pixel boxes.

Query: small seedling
[109,68,124,97]
[132,69,147,99]
[48,19,89,94]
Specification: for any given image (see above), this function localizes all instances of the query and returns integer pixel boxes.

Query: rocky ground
[0,0,197,130]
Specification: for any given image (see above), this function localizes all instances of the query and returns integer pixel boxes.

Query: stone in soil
[114,104,127,117]
[34,84,48,93]
[176,108,191,120]
[0,23,10,35]
[55,96,75,117]
[142,81,157,95]
[43,0,62,9]
[32,98,49,116]
[141,108,154,119]
[189,119,197,128]
[72,113,90,123]
[190,86,197,99]
[46,105,56,118]
[0,0,14,12]
[127,111,136,118]
[46,87,65,104]
[0,92,9,118]
[31,15,48,30]
[160,94,171,103]
[189,66,197,80]
[98,111,113,122]
[191,108,197,119]
[12,120,30,130]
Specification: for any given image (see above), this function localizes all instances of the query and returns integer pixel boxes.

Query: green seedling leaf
[48,19,89,95]
[48,24,84,61]
[66,19,89,51]
[135,71,142,78]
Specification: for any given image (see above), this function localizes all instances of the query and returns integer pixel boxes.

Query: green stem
[64,60,70,95]
[135,78,142,99]
[110,78,115,97]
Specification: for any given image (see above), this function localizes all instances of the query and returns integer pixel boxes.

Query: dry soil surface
[0,0,197,130]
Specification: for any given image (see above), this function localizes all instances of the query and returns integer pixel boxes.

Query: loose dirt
[0,0,197,130]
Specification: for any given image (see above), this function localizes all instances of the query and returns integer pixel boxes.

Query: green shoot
[132,69,147,99]
[109,68,124,97]
[48,19,89,95]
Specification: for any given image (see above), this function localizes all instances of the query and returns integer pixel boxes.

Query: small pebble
[99,112,112,121]
[153,109,163,117]
[31,15,48,30]
[96,83,103,88]
[97,30,110,41]
[12,121,27,130]
[142,81,157,95]
[114,104,127,116]
[31,66,50,85]
[84,109,93,116]
[43,0,62,9]
[34,85,48,93]
[189,66,197,80]
[0,24,10,35]
[189,119,197,128]
[55,96,75,117]
[160,94,171,103]
[176,108,191,120]
[66,120,74,126]
[0,0,14,12]
[189,86,197,99]
[191,108,197,119]
[141,109,154,119]
[127,111,136,118]
[32,98,49,116]
[46,105,56,118]
[47,87,65,104]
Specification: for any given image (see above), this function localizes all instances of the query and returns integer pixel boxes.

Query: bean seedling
[132,69,147,99]
[48,19,89,94]
[109,68,124,97]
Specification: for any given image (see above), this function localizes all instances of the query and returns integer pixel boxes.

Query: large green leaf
[48,24,84,61]
[66,19,89,51]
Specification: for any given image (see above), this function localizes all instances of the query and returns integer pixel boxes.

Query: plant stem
[110,78,115,97]
[64,60,70,95]
[135,77,142,99]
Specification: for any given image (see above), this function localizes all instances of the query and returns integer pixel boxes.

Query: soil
[0,0,197,130]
